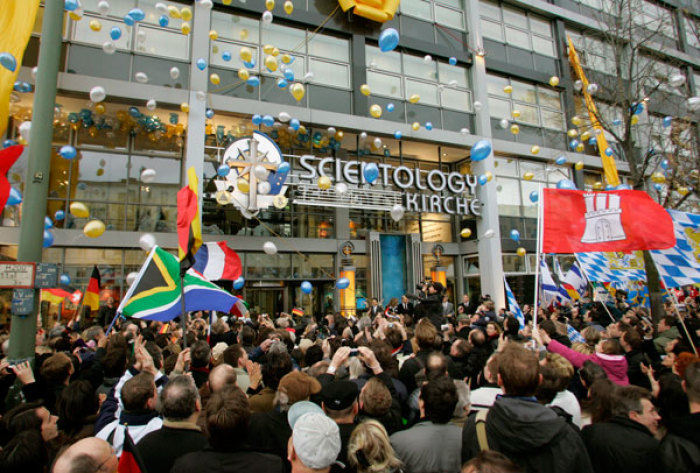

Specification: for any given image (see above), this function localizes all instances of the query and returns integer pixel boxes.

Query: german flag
[177,167,202,271]
[83,266,101,311]
[292,307,304,317]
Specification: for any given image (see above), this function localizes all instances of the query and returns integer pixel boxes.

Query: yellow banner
[567,37,621,187]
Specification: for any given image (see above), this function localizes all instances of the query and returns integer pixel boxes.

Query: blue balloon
[0,53,16,72]
[529,191,539,203]
[478,174,488,186]
[378,28,400,52]
[283,69,295,82]
[2,139,17,148]
[612,119,622,126]
[243,60,256,69]
[64,0,79,11]
[301,281,313,294]
[290,118,300,131]
[43,230,54,248]
[222,51,232,62]
[110,26,122,40]
[604,184,615,190]
[158,15,169,27]
[588,137,597,145]
[632,103,644,115]
[569,139,579,150]
[252,114,262,125]
[277,78,288,88]
[128,106,141,117]
[60,273,71,285]
[605,147,614,157]
[660,159,668,170]
[233,277,245,290]
[510,229,520,242]
[44,216,54,229]
[555,156,567,165]
[425,122,433,131]
[653,183,663,191]
[262,115,275,127]
[205,108,215,119]
[556,179,577,190]
[394,130,402,139]
[336,277,350,289]
[363,163,379,184]
[55,209,65,221]
[662,116,672,128]
[196,58,207,70]
[77,182,88,191]
[386,103,395,112]
[123,14,135,26]
[247,76,260,87]
[14,81,32,93]
[59,145,77,159]
[128,8,145,21]
[7,187,22,205]
[449,56,457,65]
[285,56,295,64]
[470,140,492,161]
[615,184,632,190]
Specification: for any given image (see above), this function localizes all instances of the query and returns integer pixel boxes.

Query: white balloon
[473,100,482,111]
[574,79,583,91]
[460,127,470,134]
[335,182,348,195]
[668,73,686,88]
[141,168,157,183]
[169,66,180,80]
[136,30,147,43]
[102,41,116,55]
[134,72,148,83]
[200,0,213,8]
[257,181,271,194]
[687,96,700,111]
[499,118,509,129]
[373,137,382,148]
[263,241,277,255]
[423,55,432,63]
[155,2,168,14]
[139,233,156,251]
[19,121,31,142]
[196,90,206,101]
[586,83,599,94]
[483,229,495,239]
[390,204,405,222]
[253,164,268,180]
[146,99,157,110]
[327,127,336,136]
[303,71,314,82]
[31,66,38,81]
[278,112,291,122]
[126,272,138,286]
[448,79,458,87]
[97,0,110,15]
[359,132,368,140]
[262,10,273,23]
[89,86,106,103]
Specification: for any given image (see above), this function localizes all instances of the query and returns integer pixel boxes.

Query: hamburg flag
[83,266,101,310]
[117,246,245,322]
[177,167,202,271]
[542,189,675,253]
[193,241,243,281]
[117,429,146,473]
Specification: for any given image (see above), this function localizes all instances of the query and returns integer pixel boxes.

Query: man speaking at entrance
[413,282,445,330]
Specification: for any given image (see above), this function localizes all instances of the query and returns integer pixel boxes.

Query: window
[400,0,467,31]
[685,16,699,49]
[480,0,556,57]
[487,74,565,130]
[633,1,676,39]
[366,46,472,112]
[210,12,351,89]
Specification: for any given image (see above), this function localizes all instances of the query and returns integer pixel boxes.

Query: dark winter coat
[581,416,659,473]
[658,412,700,473]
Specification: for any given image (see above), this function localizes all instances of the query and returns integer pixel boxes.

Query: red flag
[0,145,23,210]
[118,429,147,473]
[83,266,101,310]
[177,167,202,271]
[542,189,674,253]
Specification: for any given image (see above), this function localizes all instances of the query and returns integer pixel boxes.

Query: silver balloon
[102,41,116,55]
[126,272,138,286]
[335,182,348,195]
[97,0,110,15]
[257,181,271,194]
[499,118,509,129]
[139,233,156,251]
[263,241,277,255]
[146,99,157,110]
[141,168,157,183]
[483,229,495,239]
[390,204,405,222]
[134,72,148,83]
[169,67,180,80]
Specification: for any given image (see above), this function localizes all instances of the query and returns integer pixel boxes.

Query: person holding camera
[413,282,446,330]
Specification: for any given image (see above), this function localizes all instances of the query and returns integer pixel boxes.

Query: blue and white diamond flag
[651,210,700,289]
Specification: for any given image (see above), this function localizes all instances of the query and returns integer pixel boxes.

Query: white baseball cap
[290,410,341,470]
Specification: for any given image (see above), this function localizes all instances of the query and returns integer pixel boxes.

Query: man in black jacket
[137,376,207,473]
[462,344,593,473]
[658,361,700,473]
[581,385,660,473]
[413,282,445,329]
[620,328,651,390]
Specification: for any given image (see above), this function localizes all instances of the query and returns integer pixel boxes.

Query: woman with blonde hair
[348,420,403,473]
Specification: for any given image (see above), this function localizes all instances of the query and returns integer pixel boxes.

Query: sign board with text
[0,262,35,288]
[12,288,35,315]
[35,263,58,289]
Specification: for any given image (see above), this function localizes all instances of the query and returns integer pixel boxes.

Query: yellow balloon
[549,76,560,87]
[318,176,332,190]
[485,171,493,182]
[238,68,250,81]
[298,125,307,134]
[210,73,220,85]
[517,247,527,257]
[271,47,279,57]
[567,129,579,138]
[592,182,603,190]
[69,11,82,21]
[523,172,535,181]
[96,168,104,176]
[237,178,250,193]
[360,84,371,96]
[180,102,190,113]
[181,22,191,35]
[240,29,249,40]
[281,54,292,64]
[335,130,344,141]
[265,0,275,10]
[580,131,591,141]
[510,124,520,135]
[408,94,420,104]
[411,122,420,131]
[89,20,102,31]
[460,228,472,238]
[222,0,232,4]
[531,145,540,155]
[274,195,288,208]
[209,30,218,40]
[180,7,192,21]
[678,186,690,196]
[369,104,382,118]
[263,44,274,55]
[651,172,666,183]
[84,220,106,238]
[575,161,584,171]
[291,83,305,101]
[168,5,181,18]
[631,115,639,125]
[70,202,90,218]
[503,85,513,94]
[95,103,106,114]
[240,47,252,63]
[511,110,521,119]
[284,0,294,14]
[212,45,219,54]
[264,55,278,72]
[571,116,583,126]
[575,143,585,152]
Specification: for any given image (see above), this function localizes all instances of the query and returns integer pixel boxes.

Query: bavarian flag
[83,266,101,311]
[117,246,243,322]
[177,167,202,271]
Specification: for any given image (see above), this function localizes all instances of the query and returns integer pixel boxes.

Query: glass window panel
[308,34,349,62]
[210,42,259,69]
[441,88,471,111]
[401,0,432,18]
[532,36,555,57]
[421,219,453,242]
[274,55,304,79]
[83,0,135,16]
[438,63,468,87]
[488,97,510,118]
[502,7,527,29]
[511,80,537,103]
[73,151,128,201]
[138,0,183,28]
[435,5,465,30]
[494,157,518,177]
[261,23,305,50]
[541,109,564,130]
[246,253,292,279]
[438,0,463,9]
[405,79,439,105]
[529,15,552,37]
[366,45,401,71]
[403,54,438,81]
[480,0,501,21]
[502,254,526,272]
[480,19,503,41]
[367,71,402,98]
[685,17,700,48]
[73,16,132,50]
[515,103,539,125]
[487,75,509,97]
[538,87,561,110]
[212,13,259,43]
[134,26,189,60]
[505,27,530,48]
[520,160,545,180]
[496,177,521,216]
[299,254,334,278]
[309,59,350,88]
[520,180,540,217]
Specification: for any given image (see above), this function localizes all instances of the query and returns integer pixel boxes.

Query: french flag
[193,241,242,281]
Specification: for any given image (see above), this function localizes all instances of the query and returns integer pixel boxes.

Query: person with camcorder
[410,280,446,330]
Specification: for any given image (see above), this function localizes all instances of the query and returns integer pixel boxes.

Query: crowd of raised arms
[1,281,699,473]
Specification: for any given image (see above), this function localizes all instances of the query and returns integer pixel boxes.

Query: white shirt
[548,390,582,427]
[469,386,502,411]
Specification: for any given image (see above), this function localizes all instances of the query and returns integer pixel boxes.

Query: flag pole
[652,263,698,355]
[532,183,544,330]
[180,270,187,350]
[576,265,616,323]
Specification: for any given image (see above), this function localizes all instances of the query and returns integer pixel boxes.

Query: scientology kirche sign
[297,155,483,216]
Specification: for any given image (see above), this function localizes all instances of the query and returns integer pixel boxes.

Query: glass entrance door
[245,288,284,316]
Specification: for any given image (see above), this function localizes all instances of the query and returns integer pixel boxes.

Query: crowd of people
[0,281,699,473]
